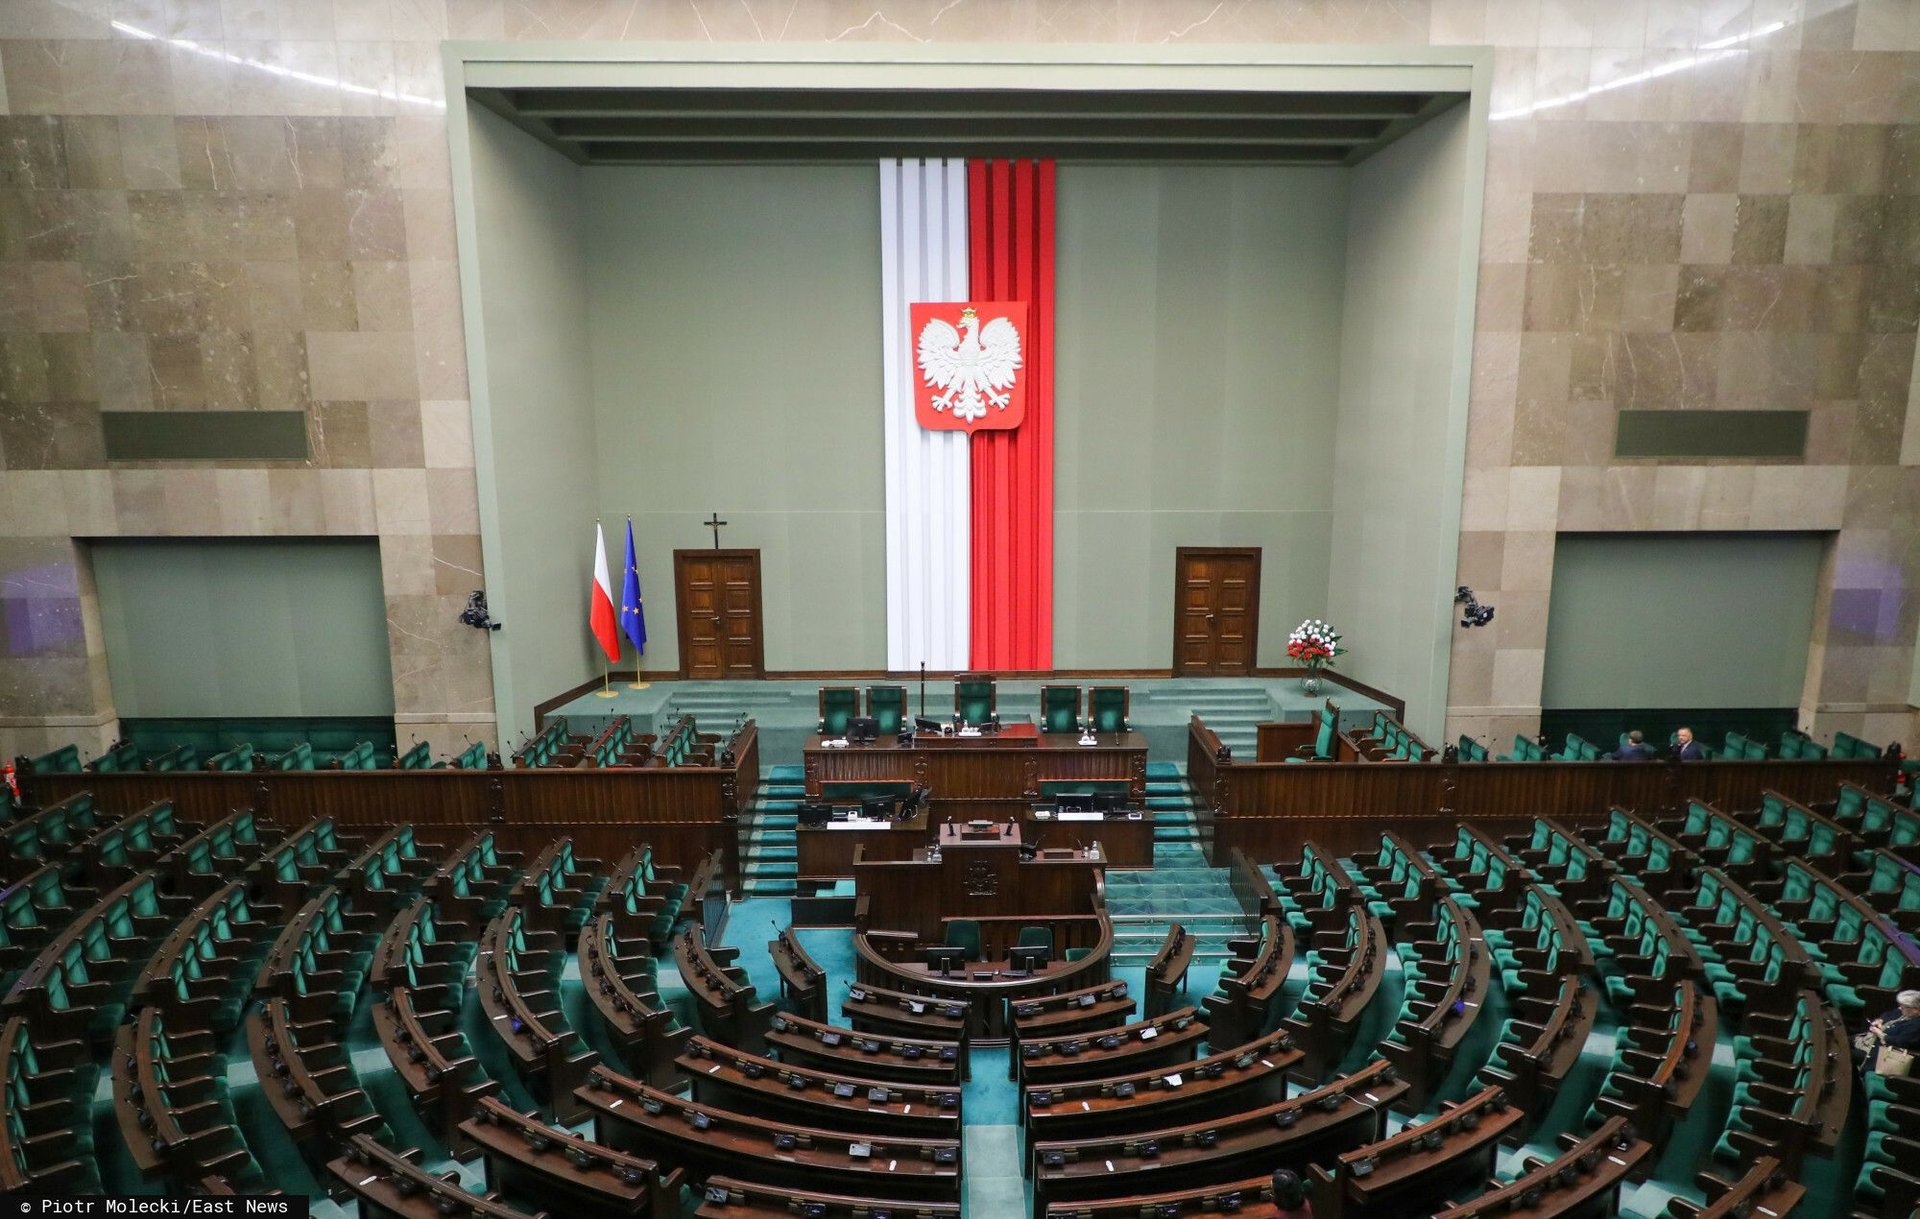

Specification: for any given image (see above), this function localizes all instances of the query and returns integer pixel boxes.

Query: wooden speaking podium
[853,820,1105,940]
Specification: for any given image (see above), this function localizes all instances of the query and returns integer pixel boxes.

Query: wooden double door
[674,549,765,679]
[1173,547,1261,675]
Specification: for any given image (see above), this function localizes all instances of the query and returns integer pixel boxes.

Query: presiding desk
[805,723,1148,822]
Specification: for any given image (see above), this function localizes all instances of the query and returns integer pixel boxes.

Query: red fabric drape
[967,159,1055,669]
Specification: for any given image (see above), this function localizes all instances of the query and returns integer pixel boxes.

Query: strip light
[111,19,446,110]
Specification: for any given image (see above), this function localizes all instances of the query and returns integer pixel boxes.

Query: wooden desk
[805,728,1149,821]
[854,917,1114,1042]
[797,809,929,881]
[854,823,1106,939]
[1028,808,1155,868]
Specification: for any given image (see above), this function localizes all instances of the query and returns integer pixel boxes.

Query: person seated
[1612,730,1656,761]
[1271,1169,1314,1218]
[1864,990,1920,1070]
[1672,726,1705,760]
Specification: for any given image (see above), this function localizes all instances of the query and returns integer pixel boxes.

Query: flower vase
[1302,663,1322,696]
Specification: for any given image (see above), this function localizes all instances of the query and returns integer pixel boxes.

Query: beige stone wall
[0,0,1915,760]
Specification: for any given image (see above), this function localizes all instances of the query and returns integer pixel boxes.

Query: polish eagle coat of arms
[910,302,1029,432]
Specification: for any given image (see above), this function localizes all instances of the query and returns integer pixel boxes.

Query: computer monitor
[1092,793,1120,813]
[923,945,968,977]
[914,716,944,734]
[1008,944,1051,973]
[849,716,878,743]
[861,796,893,821]
[1057,793,1094,813]
[797,802,832,827]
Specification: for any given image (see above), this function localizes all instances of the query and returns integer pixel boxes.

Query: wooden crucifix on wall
[704,512,728,549]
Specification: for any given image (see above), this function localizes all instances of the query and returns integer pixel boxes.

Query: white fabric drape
[879,158,972,671]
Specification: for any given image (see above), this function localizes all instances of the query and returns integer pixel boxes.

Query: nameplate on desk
[822,819,890,830]
[1055,811,1103,822]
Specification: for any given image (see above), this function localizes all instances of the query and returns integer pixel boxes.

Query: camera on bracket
[458,590,502,632]
[1455,586,1495,629]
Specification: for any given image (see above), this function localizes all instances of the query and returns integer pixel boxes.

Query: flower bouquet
[1287,619,1346,695]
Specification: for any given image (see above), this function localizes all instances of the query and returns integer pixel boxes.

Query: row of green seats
[516,717,573,767]
[4,792,101,869]
[1833,730,1885,760]
[1713,989,1843,1166]
[150,884,265,1034]
[1753,791,1855,869]
[1778,731,1828,759]
[18,744,81,774]
[1485,886,1587,999]
[350,825,430,899]
[1673,799,1769,874]
[84,800,185,886]
[87,740,141,772]
[452,740,489,769]
[1456,735,1489,762]
[119,1006,275,1192]
[1,865,76,993]
[171,809,265,888]
[204,741,254,771]
[262,887,379,1027]
[11,872,178,1048]
[1679,869,1823,1013]
[1832,783,1920,850]
[1551,733,1603,762]
[1499,735,1547,762]
[3,1013,101,1192]
[395,740,433,769]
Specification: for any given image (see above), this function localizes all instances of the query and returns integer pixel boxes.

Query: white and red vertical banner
[881,157,1056,672]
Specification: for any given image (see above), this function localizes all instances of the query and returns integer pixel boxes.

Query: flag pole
[626,515,650,689]
[593,516,619,698]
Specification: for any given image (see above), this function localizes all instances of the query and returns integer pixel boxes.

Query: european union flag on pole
[620,517,647,657]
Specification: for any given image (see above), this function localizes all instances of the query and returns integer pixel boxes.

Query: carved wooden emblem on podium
[964,860,998,897]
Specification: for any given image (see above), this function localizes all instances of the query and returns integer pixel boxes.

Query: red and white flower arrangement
[1286,618,1346,670]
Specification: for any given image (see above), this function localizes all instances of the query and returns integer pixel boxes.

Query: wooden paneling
[1188,719,1898,865]
[804,732,1148,810]
[20,725,760,889]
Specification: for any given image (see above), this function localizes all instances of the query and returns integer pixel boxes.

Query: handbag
[1856,1030,1882,1055]
[1878,1045,1915,1077]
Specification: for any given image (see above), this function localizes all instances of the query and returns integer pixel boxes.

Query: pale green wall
[583,165,887,672]
[467,106,603,744]
[1327,104,1471,737]
[1543,533,1825,709]
[93,539,394,718]
[1052,165,1350,668]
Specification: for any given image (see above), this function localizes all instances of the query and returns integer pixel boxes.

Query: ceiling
[469,85,1464,166]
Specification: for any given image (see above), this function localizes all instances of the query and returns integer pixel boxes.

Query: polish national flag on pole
[589,522,620,664]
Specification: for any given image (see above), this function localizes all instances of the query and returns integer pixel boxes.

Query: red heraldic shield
[910,301,1029,432]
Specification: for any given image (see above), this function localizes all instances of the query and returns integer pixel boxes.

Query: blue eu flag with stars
[620,518,646,656]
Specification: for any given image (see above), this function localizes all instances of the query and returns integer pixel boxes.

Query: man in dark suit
[1612,730,1656,761]
[1673,727,1705,760]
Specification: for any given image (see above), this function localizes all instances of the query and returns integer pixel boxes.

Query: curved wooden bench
[679,1034,962,1139]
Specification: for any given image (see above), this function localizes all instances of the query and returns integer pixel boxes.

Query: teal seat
[866,685,907,736]
[817,686,859,736]
[954,674,997,725]
[1015,926,1054,958]
[1088,687,1129,733]
[1287,704,1338,762]
[945,919,983,962]
[1039,685,1081,733]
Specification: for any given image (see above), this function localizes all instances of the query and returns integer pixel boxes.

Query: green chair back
[866,686,907,736]
[1039,686,1081,734]
[1088,687,1129,733]
[819,686,859,736]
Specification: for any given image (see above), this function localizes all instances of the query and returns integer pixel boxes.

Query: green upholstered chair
[818,686,860,736]
[954,674,997,725]
[1016,926,1054,957]
[866,685,908,736]
[1088,686,1130,733]
[945,919,983,962]
[1286,703,1339,762]
[1039,685,1081,733]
